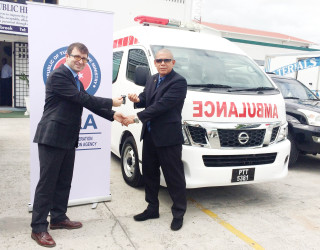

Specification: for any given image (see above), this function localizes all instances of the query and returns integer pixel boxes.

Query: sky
[201,0,320,45]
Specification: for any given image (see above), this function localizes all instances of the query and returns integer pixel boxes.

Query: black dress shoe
[171,218,183,231]
[133,209,159,221]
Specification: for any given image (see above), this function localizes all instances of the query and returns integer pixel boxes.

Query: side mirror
[134,65,150,86]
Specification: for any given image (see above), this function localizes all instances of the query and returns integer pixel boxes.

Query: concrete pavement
[1,118,320,250]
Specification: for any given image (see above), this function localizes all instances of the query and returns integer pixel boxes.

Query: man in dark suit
[31,42,125,247]
[126,48,187,231]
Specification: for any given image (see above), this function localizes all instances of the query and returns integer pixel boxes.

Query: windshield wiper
[228,87,275,92]
[188,84,232,88]
[284,97,300,99]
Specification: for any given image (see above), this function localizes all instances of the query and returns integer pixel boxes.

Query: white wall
[232,42,308,61]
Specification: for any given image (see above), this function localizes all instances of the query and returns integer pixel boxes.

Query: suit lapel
[148,74,158,100]
[60,64,80,90]
[150,70,175,100]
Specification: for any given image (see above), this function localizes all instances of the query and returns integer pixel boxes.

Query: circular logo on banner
[42,46,101,95]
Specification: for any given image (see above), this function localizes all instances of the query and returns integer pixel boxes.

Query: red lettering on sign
[247,103,256,118]
[239,102,246,117]
[217,102,227,117]
[193,101,202,117]
[264,103,273,118]
[192,101,278,119]
[256,103,263,117]
[204,101,215,117]
[273,104,278,118]
[228,102,238,117]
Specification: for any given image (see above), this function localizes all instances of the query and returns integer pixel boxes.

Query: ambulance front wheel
[121,136,144,187]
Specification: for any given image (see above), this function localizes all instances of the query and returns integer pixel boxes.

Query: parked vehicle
[268,73,320,166]
[265,52,320,97]
[111,16,290,188]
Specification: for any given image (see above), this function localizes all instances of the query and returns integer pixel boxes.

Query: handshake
[112,94,140,127]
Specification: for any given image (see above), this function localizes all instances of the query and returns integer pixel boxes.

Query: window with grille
[14,42,29,108]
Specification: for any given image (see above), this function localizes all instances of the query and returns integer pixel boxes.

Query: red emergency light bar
[134,15,169,25]
[134,15,180,27]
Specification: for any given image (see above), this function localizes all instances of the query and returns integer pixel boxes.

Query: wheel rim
[123,145,136,178]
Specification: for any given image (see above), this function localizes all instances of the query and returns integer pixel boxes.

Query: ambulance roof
[113,25,246,56]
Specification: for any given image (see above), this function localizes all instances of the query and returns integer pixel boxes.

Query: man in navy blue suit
[126,49,187,231]
[31,42,125,247]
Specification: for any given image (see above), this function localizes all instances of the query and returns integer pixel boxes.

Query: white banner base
[28,194,112,212]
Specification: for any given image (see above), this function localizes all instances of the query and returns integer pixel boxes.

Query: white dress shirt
[1,64,12,79]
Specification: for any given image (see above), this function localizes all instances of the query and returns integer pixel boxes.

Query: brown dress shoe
[31,232,56,247]
[50,219,82,230]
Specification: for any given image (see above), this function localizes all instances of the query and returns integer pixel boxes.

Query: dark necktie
[147,77,164,131]
[156,77,163,89]
[75,75,80,91]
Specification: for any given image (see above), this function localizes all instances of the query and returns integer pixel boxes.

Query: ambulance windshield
[151,45,275,92]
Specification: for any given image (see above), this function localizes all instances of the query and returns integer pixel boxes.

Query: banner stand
[27,2,114,210]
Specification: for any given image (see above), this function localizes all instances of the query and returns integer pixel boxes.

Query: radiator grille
[270,126,279,143]
[218,129,265,147]
[187,125,207,144]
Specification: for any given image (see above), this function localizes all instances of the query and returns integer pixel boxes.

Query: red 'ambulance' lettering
[247,102,256,118]
[217,102,227,117]
[257,103,263,117]
[264,103,272,118]
[193,101,202,117]
[228,102,238,117]
[193,101,279,119]
[204,101,215,117]
[239,103,246,117]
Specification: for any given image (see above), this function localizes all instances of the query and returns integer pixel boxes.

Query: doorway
[0,42,13,107]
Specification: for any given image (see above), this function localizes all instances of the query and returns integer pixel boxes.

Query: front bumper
[291,123,320,154]
[179,139,290,188]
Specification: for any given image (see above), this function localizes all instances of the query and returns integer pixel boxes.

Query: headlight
[276,122,288,142]
[298,109,320,126]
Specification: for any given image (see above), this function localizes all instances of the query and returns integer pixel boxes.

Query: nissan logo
[238,132,250,144]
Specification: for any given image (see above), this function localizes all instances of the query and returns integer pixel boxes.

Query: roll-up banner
[27,2,113,210]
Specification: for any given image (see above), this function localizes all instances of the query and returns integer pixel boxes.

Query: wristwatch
[134,117,139,123]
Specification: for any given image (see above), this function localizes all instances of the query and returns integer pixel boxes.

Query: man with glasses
[126,48,188,231]
[31,42,125,247]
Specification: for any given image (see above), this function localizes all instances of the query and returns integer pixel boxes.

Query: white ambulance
[111,16,290,188]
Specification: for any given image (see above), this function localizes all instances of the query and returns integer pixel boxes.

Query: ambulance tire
[288,132,299,167]
[121,136,144,187]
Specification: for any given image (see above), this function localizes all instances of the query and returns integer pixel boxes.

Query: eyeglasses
[155,58,172,64]
[70,54,89,63]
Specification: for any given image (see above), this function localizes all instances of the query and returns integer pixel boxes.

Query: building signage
[273,57,320,76]
[0,1,28,35]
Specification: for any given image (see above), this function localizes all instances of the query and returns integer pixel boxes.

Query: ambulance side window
[113,51,124,83]
[127,49,149,82]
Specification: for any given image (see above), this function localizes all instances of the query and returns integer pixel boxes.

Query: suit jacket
[135,69,187,147]
[34,64,115,149]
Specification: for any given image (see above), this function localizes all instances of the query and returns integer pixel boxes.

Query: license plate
[231,168,255,183]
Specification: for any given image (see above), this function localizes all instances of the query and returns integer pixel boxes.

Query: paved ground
[0,118,320,249]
